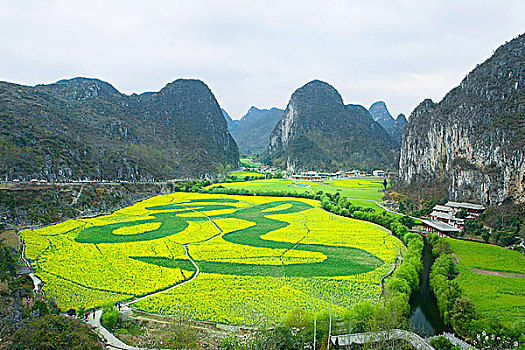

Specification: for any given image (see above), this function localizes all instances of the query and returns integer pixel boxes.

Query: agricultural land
[448,238,525,324]
[208,178,385,211]
[21,192,403,326]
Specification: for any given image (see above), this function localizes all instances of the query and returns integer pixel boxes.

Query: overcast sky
[0,1,523,119]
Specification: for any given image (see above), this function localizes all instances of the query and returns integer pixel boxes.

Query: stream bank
[409,239,445,336]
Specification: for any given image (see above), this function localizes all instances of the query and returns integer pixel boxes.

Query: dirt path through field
[470,267,525,277]
[124,244,200,306]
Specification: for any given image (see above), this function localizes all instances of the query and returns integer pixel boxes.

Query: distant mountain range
[221,108,239,132]
[369,101,395,135]
[399,33,525,205]
[268,80,396,172]
[230,106,284,155]
[368,101,407,147]
[0,78,239,181]
[391,113,408,147]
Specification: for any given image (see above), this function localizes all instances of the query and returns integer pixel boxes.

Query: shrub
[32,299,49,316]
[430,336,462,350]
[450,297,477,338]
[0,243,16,280]
[101,303,119,330]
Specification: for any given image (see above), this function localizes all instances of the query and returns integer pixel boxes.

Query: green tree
[450,297,477,337]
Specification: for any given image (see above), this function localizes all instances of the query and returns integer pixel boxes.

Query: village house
[421,201,486,236]
[421,219,462,236]
[429,205,465,230]
[290,171,332,181]
[445,201,486,218]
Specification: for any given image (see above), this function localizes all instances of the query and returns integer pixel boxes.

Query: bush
[430,336,462,350]
[450,297,477,338]
[101,303,119,330]
[0,243,16,280]
[32,299,49,316]
[384,232,424,318]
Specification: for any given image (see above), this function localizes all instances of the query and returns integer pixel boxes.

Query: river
[409,239,445,336]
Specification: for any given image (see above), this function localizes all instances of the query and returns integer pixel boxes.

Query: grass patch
[229,171,266,179]
[449,238,525,324]
[448,238,525,274]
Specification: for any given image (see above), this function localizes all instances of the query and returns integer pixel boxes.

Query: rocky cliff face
[231,106,284,154]
[0,78,239,181]
[268,80,395,171]
[399,34,525,205]
[391,113,408,147]
[369,101,395,135]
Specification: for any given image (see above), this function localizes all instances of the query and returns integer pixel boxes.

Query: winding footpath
[84,204,227,348]
[125,244,200,307]
[86,309,139,350]
[87,244,201,349]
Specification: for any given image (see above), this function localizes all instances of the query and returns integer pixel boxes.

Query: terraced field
[22,193,403,326]
[448,238,525,324]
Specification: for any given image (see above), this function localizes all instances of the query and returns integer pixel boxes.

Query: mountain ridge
[268,80,396,172]
[399,34,525,205]
[221,108,239,132]
[230,106,284,154]
[0,77,239,181]
[369,101,395,135]
[391,113,408,147]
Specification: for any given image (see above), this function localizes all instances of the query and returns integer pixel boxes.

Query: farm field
[239,157,262,169]
[228,170,266,179]
[448,238,525,324]
[209,178,385,202]
[21,192,403,326]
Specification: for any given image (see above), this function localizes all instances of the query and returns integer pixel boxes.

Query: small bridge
[331,329,434,350]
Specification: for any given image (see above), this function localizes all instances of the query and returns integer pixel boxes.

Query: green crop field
[228,170,266,179]
[209,178,386,201]
[240,157,261,169]
[21,192,403,326]
[448,238,525,324]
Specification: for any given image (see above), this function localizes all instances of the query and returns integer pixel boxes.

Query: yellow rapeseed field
[22,192,402,325]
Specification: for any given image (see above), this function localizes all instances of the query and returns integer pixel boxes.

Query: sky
[0,1,523,119]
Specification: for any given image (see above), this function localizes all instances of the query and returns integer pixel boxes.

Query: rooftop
[421,219,461,233]
[430,210,454,220]
[433,205,455,213]
[445,201,485,211]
